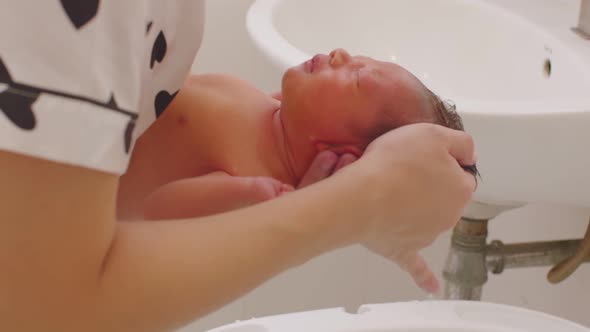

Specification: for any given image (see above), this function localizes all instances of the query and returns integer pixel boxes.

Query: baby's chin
[280,65,305,95]
[283,62,306,79]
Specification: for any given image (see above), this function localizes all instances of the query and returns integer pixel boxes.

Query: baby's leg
[143,171,293,220]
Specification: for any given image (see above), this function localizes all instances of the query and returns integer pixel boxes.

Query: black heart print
[154,90,178,118]
[0,92,38,130]
[150,31,167,69]
[0,57,10,82]
[0,58,37,130]
[124,118,136,153]
[60,0,100,29]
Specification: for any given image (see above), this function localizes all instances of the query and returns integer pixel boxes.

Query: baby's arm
[143,172,294,220]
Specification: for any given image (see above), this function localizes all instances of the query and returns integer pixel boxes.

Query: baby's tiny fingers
[334,153,358,172]
[280,183,295,195]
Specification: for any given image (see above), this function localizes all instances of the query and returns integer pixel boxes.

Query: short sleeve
[0,0,204,174]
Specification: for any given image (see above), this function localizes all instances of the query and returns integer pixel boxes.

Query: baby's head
[280,48,465,156]
[279,48,477,178]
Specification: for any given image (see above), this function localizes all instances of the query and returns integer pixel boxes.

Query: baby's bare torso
[131,74,285,188]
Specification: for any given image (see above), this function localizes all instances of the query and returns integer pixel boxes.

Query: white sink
[247,0,590,207]
[205,301,590,332]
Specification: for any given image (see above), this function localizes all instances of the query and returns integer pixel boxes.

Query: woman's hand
[329,123,476,294]
[298,151,358,189]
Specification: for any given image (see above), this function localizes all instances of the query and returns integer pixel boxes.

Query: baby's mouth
[307,54,325,73]
[305,58,315,73]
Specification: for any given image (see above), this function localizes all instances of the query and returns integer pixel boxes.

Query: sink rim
[206,300,590,332]
[246,0,590,115]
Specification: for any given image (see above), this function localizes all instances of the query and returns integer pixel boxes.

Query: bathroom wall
[179,1,590,331]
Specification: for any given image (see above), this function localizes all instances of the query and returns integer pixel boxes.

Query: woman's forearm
[97,176,357,332]
[0,151,350,332]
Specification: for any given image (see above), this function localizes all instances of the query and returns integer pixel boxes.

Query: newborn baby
[118,48,476,294]
[119,48,474,221]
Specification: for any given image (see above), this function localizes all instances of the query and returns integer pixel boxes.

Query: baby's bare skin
[118,73,296,221]
[119,54,428,224]
[118,49,437,222]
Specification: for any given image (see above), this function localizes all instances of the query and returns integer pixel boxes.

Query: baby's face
[281,49,433,148]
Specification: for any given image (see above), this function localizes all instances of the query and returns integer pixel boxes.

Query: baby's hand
[251,177,295,202]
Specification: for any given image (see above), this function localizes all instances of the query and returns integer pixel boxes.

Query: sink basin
[205,301,590,332]
[247,0,590,207]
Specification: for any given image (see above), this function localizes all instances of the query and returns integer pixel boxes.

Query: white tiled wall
[179,1,590,331]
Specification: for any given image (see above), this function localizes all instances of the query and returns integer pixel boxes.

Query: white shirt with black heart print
[0,0,205,174]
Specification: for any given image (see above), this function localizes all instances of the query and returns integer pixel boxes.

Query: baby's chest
[208,130,272,177]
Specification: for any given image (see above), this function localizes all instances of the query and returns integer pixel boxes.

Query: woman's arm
[0,151,119,331]
[0,123,476,332]
[0,150,349,332]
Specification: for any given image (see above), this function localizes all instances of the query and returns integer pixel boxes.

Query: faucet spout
[574,0,590,39]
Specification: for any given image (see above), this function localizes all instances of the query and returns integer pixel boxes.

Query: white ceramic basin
[206,301,590,332]
[247,0,590,207]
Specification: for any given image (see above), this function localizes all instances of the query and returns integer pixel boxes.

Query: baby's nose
[329,48,351,67]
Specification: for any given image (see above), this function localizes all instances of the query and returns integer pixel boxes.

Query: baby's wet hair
[427,90,480,180]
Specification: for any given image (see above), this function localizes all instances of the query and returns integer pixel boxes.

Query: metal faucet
[442,217,590,301]
[573,0,590,39]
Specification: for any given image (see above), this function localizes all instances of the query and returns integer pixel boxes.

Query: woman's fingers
[297,151,338,189]
[395,252,440,294]
[445,128,477,167]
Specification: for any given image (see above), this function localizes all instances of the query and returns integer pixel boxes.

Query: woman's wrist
[269,166,375,265]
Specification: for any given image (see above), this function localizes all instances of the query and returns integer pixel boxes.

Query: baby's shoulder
[183,73,254,92]
[181,73,275,115]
